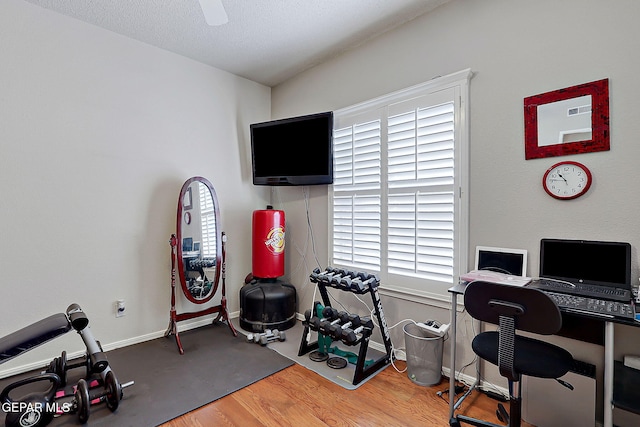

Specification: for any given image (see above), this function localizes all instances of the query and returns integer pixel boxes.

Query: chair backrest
[464,280,562,335]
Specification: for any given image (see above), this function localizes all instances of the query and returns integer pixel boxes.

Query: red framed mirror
[176,177,220,304]
[165,176,236,354]
[524,79,609,160]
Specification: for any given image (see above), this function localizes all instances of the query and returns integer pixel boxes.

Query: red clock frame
[542,161,592,200]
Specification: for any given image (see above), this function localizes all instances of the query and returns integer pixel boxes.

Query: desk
[447,282,638,427]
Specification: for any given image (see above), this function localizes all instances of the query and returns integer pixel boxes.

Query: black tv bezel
[540,238,632,288]
[250,111,334,186]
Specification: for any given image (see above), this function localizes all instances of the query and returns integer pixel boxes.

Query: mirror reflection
[524,78,609,160]
[537,95,592,146]
[178,180,220,302]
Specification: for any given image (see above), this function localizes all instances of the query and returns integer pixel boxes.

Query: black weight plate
[308,350,329,362]
[76,379,90,424]
[59,351,68,387]
[105,371,121,412]
[326,357,347,369]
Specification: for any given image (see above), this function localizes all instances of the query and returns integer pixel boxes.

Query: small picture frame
[183,186,193,210]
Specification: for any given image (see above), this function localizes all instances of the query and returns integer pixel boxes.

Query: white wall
[272,0,640,424]
[0,0,270,375]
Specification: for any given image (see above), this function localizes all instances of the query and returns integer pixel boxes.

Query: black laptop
[533,238,632,302]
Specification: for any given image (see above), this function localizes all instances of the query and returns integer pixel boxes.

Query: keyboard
[545,291,635,320]
[532,278,631,302]
[460,270,531,287]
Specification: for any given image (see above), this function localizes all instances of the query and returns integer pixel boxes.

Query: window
[199,184,217,258]
[330,69,471,302]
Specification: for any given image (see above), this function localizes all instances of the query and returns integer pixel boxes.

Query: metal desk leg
[449,292,458,420]
[604,321,614,427]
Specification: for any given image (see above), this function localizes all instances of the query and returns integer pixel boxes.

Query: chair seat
[472,331,573,379]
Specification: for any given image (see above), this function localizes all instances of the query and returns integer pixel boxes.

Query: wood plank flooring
[161,360,529,426]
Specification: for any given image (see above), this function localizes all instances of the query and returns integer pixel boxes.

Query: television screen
[250,111,334,186]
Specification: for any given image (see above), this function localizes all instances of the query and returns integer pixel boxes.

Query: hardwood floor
[161,360,528,426]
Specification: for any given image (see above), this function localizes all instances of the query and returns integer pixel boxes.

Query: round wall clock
[542,161,592,200]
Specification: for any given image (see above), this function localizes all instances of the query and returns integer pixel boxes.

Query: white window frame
[329,69,471,305]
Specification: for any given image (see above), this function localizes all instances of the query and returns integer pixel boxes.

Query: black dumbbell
[74,370,134,424]
[309,307,339,330]
[342,317,374,344]
[303,301,323,323]
[45,351,98,387]
[352,275,380,292]
[326,312,353,337]
[318,310,348,335]
[349,277,366,292]
[338,272,359,290]
[327,313,360,339]
[355,271,369,280]
[331,270,355,287]
[309,268,323,283]
[339,275,352,289]
[321,268,347,285]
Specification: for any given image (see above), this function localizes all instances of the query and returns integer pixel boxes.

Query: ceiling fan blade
[198,0,228,26]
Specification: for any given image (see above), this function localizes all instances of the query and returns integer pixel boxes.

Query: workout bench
[0,304,132,426]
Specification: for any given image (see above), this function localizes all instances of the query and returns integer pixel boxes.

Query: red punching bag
[252,206,285,279]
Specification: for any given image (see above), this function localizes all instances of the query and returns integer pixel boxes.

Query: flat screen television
[250,111,334,186]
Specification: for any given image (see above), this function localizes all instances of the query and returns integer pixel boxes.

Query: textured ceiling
[22,0,449,87]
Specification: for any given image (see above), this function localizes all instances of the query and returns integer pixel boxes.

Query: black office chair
[450,280,574,427]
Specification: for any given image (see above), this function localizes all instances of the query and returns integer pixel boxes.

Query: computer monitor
[540,238,631,288]
[475,246,528,277]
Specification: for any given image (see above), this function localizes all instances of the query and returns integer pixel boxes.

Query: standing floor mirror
[165,176,236,354]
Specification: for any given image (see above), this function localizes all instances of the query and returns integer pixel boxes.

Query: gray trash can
[403,323,444,386]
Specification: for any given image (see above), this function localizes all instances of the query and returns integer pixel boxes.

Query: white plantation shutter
[387,102,455,281]
[332,194,381,270]
[332,120,382,270]
[330,70,470,299]
[199,184,217,257]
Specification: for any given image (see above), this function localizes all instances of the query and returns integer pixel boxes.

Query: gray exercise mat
[0,322,294,427]
[233,319,389,390]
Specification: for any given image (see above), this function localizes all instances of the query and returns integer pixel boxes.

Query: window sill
[379,284,464,312]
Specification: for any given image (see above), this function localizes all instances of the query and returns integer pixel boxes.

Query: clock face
[543,161,592,200]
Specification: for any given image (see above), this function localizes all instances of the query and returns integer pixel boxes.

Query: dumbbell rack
[298,267,393,386]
